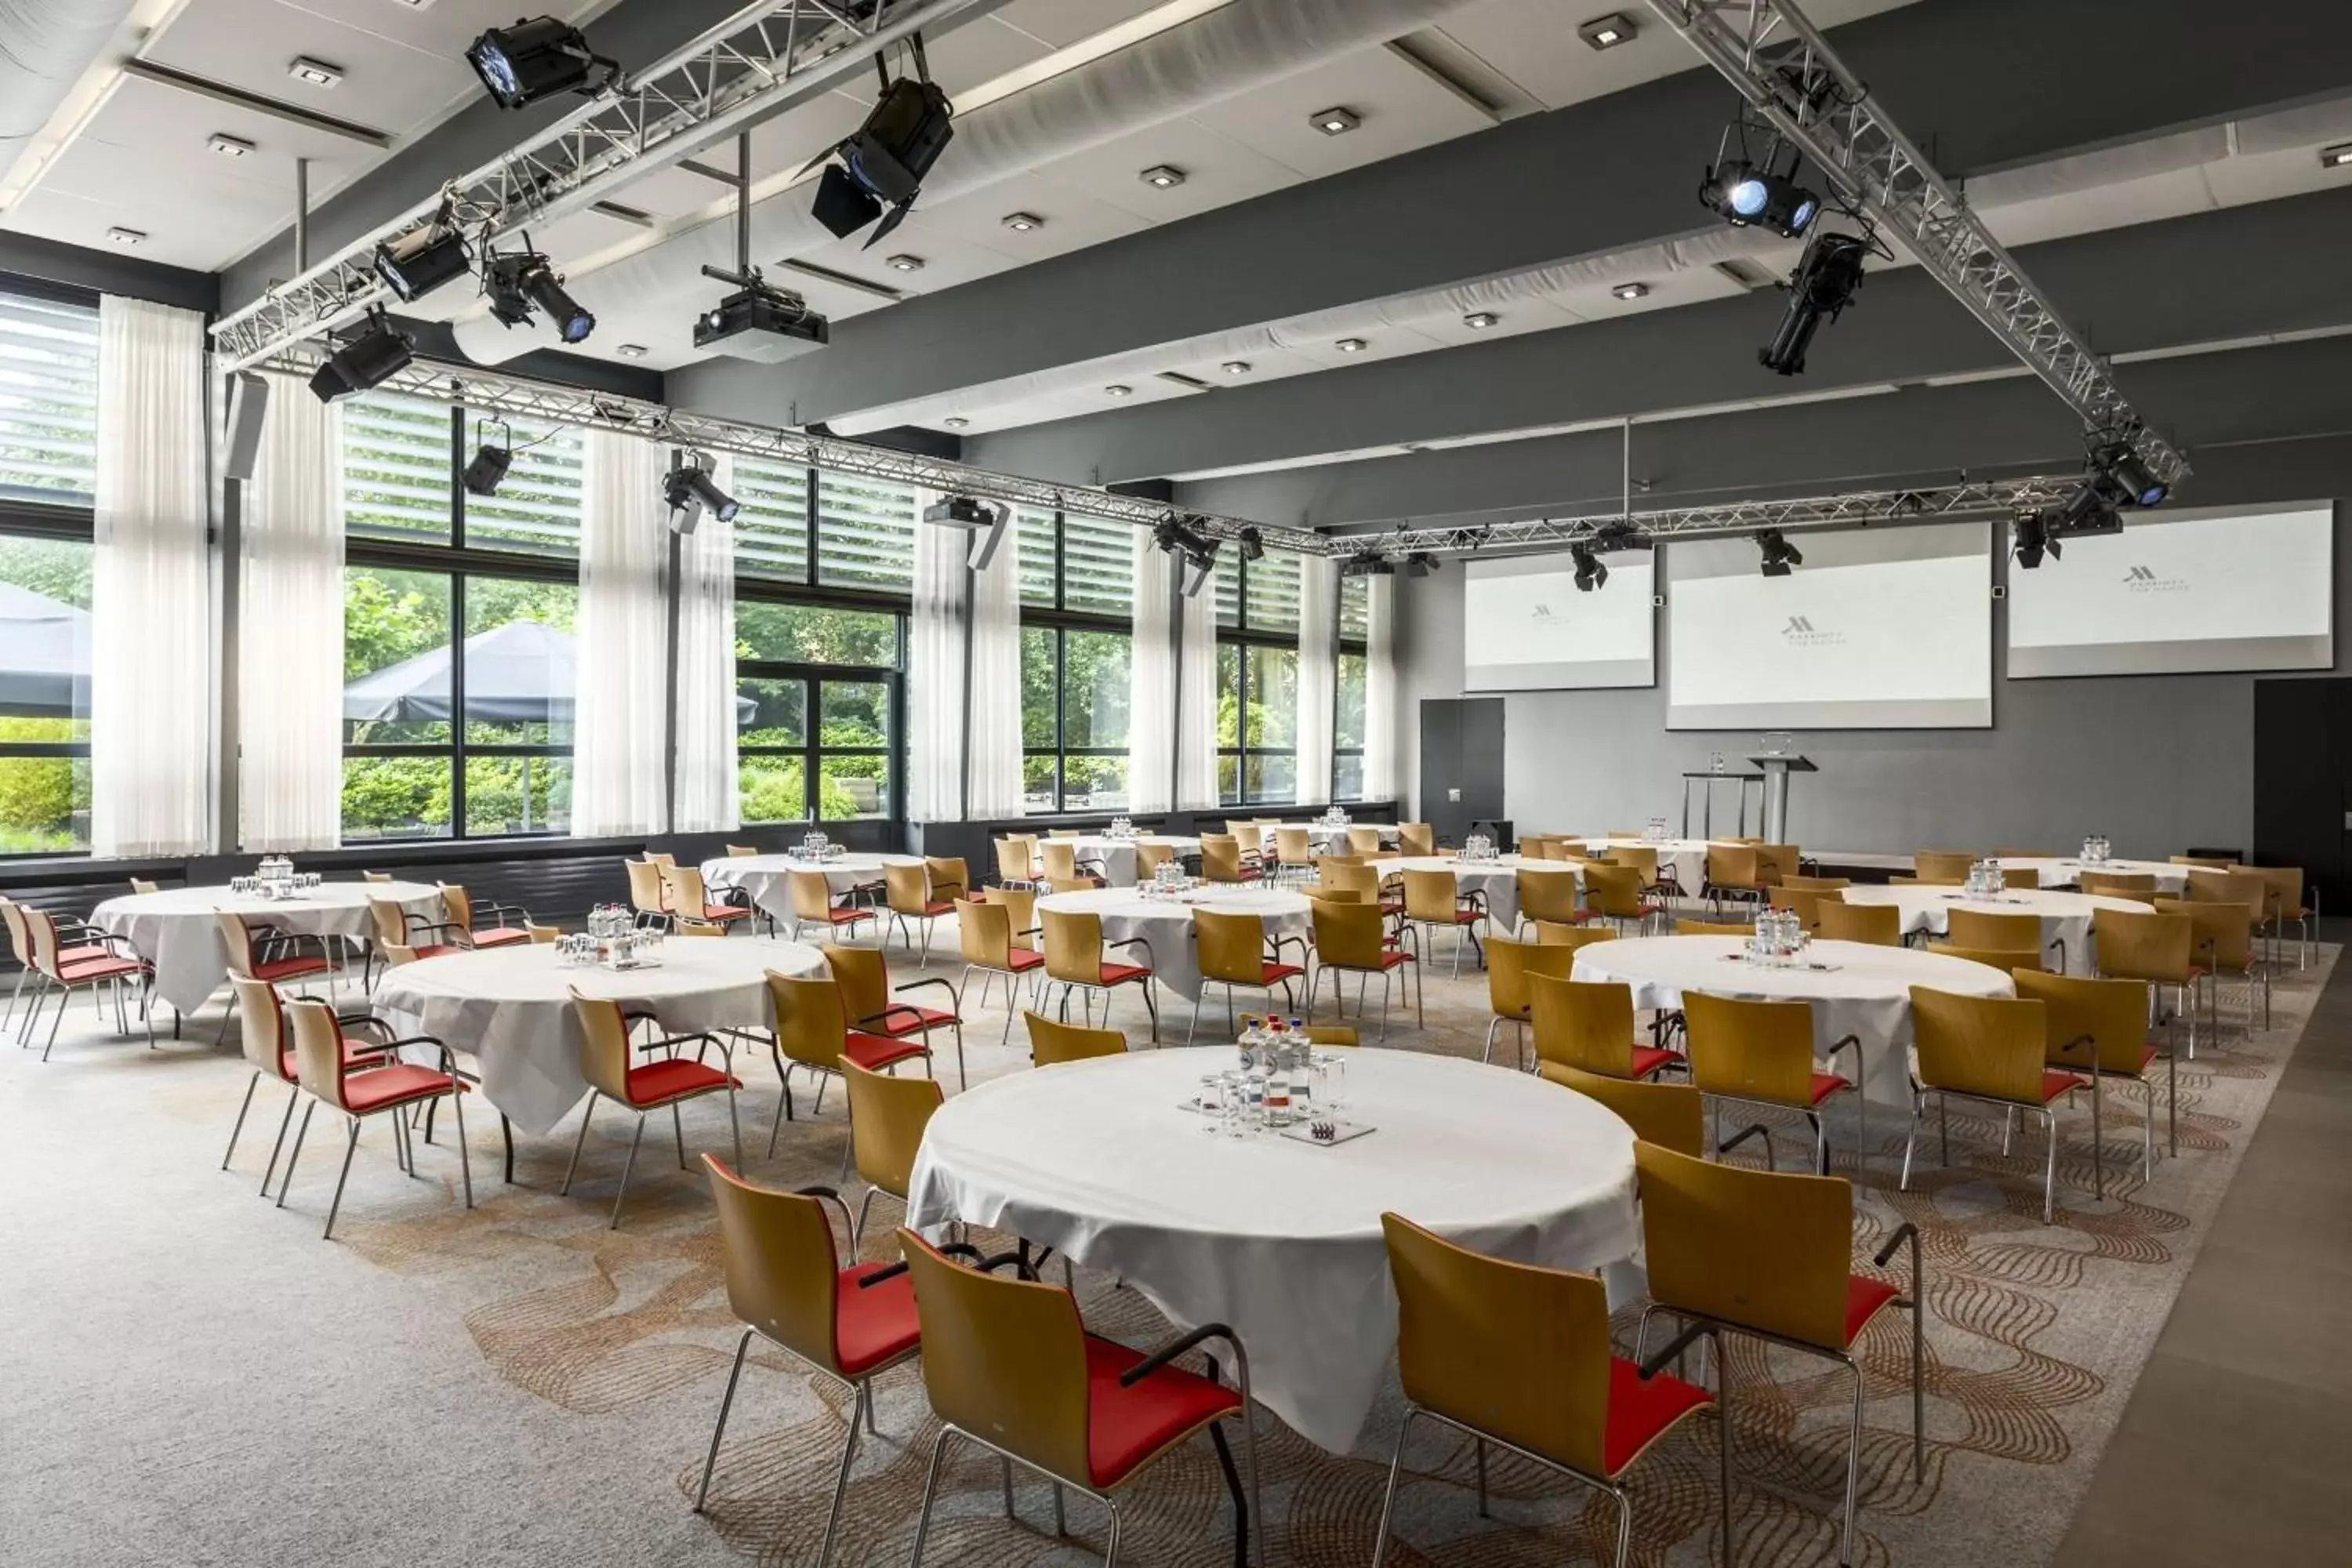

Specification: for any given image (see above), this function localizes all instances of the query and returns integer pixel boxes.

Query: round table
[1577,837,1726,897]
[702,853,925,920]
[1992,856,2190,895]
[1057,834,1200,887]
[371,936,826,1136]
[1838,884,2150,975]
[905,1047,1639,1453]
[1570,935,2016,1109]
[1033,885,1311,1004]
[91,881,443,1014]
[1377,854,1581,934]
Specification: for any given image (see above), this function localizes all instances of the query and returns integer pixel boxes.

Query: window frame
[733,572,908,826]
[1020,509,1134,815]
[1216,551,1306,808]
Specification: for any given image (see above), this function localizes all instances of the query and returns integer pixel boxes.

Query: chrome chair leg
[608,1113,648,1229]
[906,1425,957,1568]
[1367,1405,1419,1568]
[817,1381,868,1568]
[560,1091,599,1195]
[321,1116,364,1240]
[695,1328,753,1512]
[223,1069,263,1171]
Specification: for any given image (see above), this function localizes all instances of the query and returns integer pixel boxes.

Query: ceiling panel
[992,0,1195,49]
[910,15,1060,99]
[1277,321,1451,369]
[799,216,1025,296]
[141,0,476,140]
[1037,114,1305,224]
[913,169,1154,260]
[1188,43,1494,181]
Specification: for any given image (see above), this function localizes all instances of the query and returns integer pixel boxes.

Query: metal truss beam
[1348,475,2082,557]
[1642,0,2189,488]
[210,0,999,372]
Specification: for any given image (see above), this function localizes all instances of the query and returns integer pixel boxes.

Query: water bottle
[1262,1019,1292,1125]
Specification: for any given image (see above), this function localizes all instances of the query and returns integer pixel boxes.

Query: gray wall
[1395,499,2352,861]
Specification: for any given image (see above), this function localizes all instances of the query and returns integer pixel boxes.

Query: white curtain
[238,372,343,850]
[91,296,212,857]
[907,514,965,822]
[671,454,738,831]
[1364,574,1399,803]
[1127,535,1177,814]
[1175,569,1219,811]
[570,430,670,837]
[967,511,1025,819]
[1294,554,1337,808]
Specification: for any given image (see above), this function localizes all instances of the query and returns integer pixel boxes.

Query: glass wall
[1020,511,1134,812]
[1215,550,1304,805]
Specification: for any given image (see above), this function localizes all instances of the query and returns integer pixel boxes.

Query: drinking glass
[1316,1052,1346,1112]
[1197,1073,1226,1131]
[1218,1073,1247,1138]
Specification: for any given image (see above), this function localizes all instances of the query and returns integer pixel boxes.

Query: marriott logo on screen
[1531,603,1557,622]
[2121,564,2190,593]
[1781,615,1846,646]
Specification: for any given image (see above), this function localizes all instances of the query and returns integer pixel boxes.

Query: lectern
[1748,753,1817,845]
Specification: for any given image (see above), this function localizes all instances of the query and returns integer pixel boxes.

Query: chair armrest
[1873,1220,1920,1271]
[858,1004,935,1032]
[1267,935,1309,967]
[401,917,467,941]
[894,975,963,1013]
[1825,1033,1863,1067]
[479,899,532,926]
[1718,1122,1777,1171]
[1637,1319,1712,1380]
[1106,936,1156,967]
[855,1245,1033,1289]
[1119,1322,1243,1389]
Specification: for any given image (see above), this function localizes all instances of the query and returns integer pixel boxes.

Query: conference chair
[895,1229,1264,1568]
[1348,826,1385,855]
[1,899,125,1043]
[1025,1010,1127,1067]
[1134,840,1178,881]
[1528,973,1679,1082]
[1314,858,1388,916]
[2092,906,2202,1058]
[841,1059,942,1253]
[361,870,394,884]
[1190,909,1307,1044]
[128,877,159,896]
[1602,843,1676,902]
[2156,896,2261,1042]
[1674,918,1753,937]
[663,865,755,932]
[1583,862,1664,935]
[674,920,728,938]
[1223,818,1265,844]
[558,993,741,1229]
[764,971,931,1171]
[1779,874,1850,893]
[1039,907,1159,1040]
[1039,840,1107,887]
[822,943,965,1090]
[956,898,1044,1044]
[724,844,760,858]
[626,858,673,928]
[993,835,1039,889]
[1926,942,2045,972]
[1912,851,1975,884]
[1308,896,1421,1042]
[1515,866,1583,935]
[1399,867,1487,977]
[1198,834,1262,884]
[1948,906,2046,956]
[883,862,957,963]
[1900,988,2083,1222]
[1273,826,1317,885]
[1682,992,1862,1174]
[644,852,677,868]
[221,977,395,1199]
[1397,822,1436,855]
[277,996,471,1240]
[692,1159,922,1567]
[2078,871,2157,901]
[1632,1143,1923,1568]
[1532,921,1618,953]
[2002,866,2042,890]
[1479,935,1578,1068]
[786,869,875,944]
[924,855,970,903]
[211,910,328,1047]
[361,896,463,991]
[2171,855,2232,869]
[1767,886,1829,935]
[437,883,534,949]
[1703,844,1769,916]
[2242,862,2314,967]
[1755,844,1799,887]
[1370,1212,1719,1568]
[1543,1062,1777,1168]
[1816,899,1901,946]
[2016,968,2173,1189]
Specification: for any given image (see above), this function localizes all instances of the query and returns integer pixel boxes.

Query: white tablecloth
[702,854,925,920]
[371,937,827,1136]
[1051,836,1202,887]
[1838,885,2148,976]
[1570,935,2016,1109]
[1577,837,1726,895]
[91,882,443,1014]
[906,1047,1639,1453]
[1992,856,2190,895]
[1033,885,1312,1002]
[1376,855,1581,932]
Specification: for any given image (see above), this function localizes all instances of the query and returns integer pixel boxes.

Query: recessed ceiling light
[1000,211,1044,231]
[1105,384,1134,397]
[106,227,147,247]
[944,416,969,430]
[1463,311,1500,329]
[2323,142,2352,169]
[1577,13,1638,49]
[1221,361,1251,376]
[884,253,924,273]
[1310,106,1360,136]
[207,133,255,158]
[287,56,344,89]
[1334,337,1368,353]
[1139,164,1187,189]
[1612,281,1650,300]
[615,343,648,360]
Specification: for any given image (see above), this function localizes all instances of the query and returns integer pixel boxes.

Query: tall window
[1019,511,1134,811]
[339,397,581,841]
[1216,550,1303,805]
[0,284,100,852]
[1335,574,1369,799]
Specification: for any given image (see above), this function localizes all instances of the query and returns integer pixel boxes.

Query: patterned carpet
[0,929,2332,1567]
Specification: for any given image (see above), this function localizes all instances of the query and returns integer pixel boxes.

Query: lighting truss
[1348,475,2083,557]
[263,343,1332,554]
[1640,0,2189,490]
[210,0,999,372]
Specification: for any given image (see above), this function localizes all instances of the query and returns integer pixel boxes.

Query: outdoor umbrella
[0,580,92,718]
[343,619,756,724]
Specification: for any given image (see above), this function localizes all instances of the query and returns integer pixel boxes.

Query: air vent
[1711,258,1777,290]
[1156,370,1211,390]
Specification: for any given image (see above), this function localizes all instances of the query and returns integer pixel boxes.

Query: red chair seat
[1083,1334,1243,1489]
[1257,960,1305,985]
[873,1004,958,1037]
[1806,1071,1853,1105]
[1098,962,1151,985]
[1844,1275,1903,1346]
[819,907,870,926]
[340,1064,463,1115]
[1004,949,1045,972]
[1629,1045,1679,1080]
[412,943,458,960]
[833,1262,921,1377]
[252,954,329,982]
[1443,909,1483,926]
[844,1030,930,1073]
[60,943,111,967]
[470,927,532,949]
[277,1040,399,1081]
[1370,950,1414,971]
[2038,1069,2088,1104]
[1602,1356,1714,1477]
[915,900,956,917]
[624,1058,737,1107]
[57,955,147,982]
[699,904,751,921]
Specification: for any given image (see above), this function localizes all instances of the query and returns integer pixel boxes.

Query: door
[2253,676,2347,909]
[1419,699,1504,845]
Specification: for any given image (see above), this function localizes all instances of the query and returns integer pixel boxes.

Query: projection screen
[1464,551,1655,691]
[2006,503,2334,677]
[1666,521,1992,729]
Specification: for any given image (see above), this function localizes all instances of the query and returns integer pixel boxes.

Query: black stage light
[2012,510,2059,569]
[1571,541,1607,591]
[485,249,594,342]
[463,424,512,496]
[307,310,413,403]
[1760,230,1868,376]
[662,458,739,535]
[2053,478,2123,538]
[2092,437,2170,510]
[1237,526,1265,563]
[372,221,471,303]
[468,16,617,110]
[804,71,955,247]
[1403,552,1438,579]
[1755,528,1803,577]
[1701,159,1819,239]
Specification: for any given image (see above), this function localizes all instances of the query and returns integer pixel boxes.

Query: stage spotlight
[661,456,738,535]
[372,217,470,303]
[2090,434,2170,509]
[1403,552,1439,579]
[485,249,594,343]
[1759,230,1868,376]
[2053,478,2124,538]
[1571,541,1606,591]
[463,423,512,497]
[1701,159,1819,239]
[1755,528,1802,577]
[467,16,617,110]
[804,64,954,248]
[1236,526,1265,563]
[307,310,413,403]
[2011,510,2060,569]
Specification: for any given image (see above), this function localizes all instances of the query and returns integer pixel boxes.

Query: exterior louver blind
[1017,506,1058,606]
[344,394,456,544]
[818,473,918,590]
[1339,573,1369,642]
[1062,514,1135,616]
[462,412,583,556]
[0,291,101,507]
[735,457,811,582]
[1246,550,1301,634]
